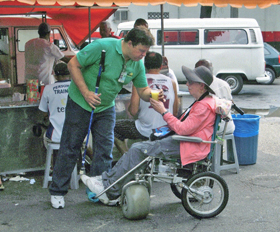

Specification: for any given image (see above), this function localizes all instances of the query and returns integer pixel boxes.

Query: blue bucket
[232,114,261,165]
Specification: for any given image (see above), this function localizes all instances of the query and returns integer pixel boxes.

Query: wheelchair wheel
[181,172,229,219]
[122,184,150,220]
[170,168,192,199]
[170,184,182,199]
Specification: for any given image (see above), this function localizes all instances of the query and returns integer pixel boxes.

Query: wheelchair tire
[170,184,182,199]
[181,172,229,219]
[122,184,150,220]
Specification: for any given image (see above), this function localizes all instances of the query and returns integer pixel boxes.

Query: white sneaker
[51,195,65,209]
[81,175,119,206]
[80,174,102,186]
[107,197,120,206]
[86,176,109,205]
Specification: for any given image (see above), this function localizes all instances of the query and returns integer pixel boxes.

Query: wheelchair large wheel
[122,184,150,220]
[170,184,182,199]
[170,168,192,199]
[181,172,229,219]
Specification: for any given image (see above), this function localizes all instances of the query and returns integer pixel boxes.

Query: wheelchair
[94,115,230,220]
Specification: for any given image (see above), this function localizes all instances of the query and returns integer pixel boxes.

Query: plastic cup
[151,89,160,101]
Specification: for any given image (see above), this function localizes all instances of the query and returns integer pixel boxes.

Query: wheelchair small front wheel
[122,184,150,220]
[181,172,229,219]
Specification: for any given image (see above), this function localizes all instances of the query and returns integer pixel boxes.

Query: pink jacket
[163,96,216,166]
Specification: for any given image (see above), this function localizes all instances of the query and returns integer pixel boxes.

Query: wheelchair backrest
[207,114,221,161]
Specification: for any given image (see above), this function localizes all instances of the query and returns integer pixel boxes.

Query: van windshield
[204,29,248,45]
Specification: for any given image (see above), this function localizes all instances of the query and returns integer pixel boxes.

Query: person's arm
[171,79,179,117]
[128,85,140,116]
[67,56,101,109]
[135,86,151,102]
[61,56,71,63]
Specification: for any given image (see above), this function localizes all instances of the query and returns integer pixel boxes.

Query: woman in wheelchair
[81,65,217,205]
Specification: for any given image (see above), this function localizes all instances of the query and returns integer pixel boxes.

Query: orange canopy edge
[0,0,279,8]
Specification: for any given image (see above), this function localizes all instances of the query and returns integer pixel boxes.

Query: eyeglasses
[186,80,194,85]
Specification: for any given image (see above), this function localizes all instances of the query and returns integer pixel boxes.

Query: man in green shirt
[49,26,156,209]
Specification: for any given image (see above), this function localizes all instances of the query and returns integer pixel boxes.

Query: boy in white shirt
[39,62,71,142]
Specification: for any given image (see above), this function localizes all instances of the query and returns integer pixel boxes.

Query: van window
[51,29,67,51]
[157,30,199,45]
[119,30,129,38]
[0,28,9,83]
[18,29,38,52]
[0,28,9,55]
[17,28,69,52]
[250,29,257,43]
[204,29,248,45]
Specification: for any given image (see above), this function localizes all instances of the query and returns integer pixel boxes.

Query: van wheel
[263,67,275,85]
[221,74,243,95]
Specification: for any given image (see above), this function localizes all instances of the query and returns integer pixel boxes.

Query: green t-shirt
[68,38,148,113]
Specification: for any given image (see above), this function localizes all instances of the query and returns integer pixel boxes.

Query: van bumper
[256,75,271,83]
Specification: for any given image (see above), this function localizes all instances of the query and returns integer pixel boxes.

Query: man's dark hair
[195,59,213,74]
[124,26,154,47]
[134,18,148,28]
[144,52,162,70]
[38,22,51,37]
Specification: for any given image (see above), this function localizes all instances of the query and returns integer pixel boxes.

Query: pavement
[1,82,280,231]
[1,116,280,232]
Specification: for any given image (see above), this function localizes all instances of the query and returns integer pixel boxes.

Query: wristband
[162,110,169,116]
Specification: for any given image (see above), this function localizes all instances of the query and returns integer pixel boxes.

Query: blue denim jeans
[49,97,115,196]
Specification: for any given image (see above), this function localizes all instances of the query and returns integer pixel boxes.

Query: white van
[0,17,78,89]
[117,18,269,94]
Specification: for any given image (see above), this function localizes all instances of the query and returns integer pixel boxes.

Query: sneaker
[86,176,110,205]
[107,197,120,206]
[51,195,65,209]
[80,174,102,185]
[81,175,119,206]
[86,188,119,206]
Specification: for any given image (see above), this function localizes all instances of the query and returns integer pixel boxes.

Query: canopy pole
[160,4,164,56]
[88,7,91,43]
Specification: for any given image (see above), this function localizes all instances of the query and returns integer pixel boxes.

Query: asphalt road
[1,79,280,232]
[180,78,280,116]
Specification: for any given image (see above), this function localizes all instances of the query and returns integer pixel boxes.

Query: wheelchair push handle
[232,101,245,115]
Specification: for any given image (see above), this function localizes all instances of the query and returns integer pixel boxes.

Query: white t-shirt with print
[135,73,175,138]
[39,80,71,142]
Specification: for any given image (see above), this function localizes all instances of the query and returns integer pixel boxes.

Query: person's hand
[84,91,101,109]
[157,89,166,102]
[150,98,166,115]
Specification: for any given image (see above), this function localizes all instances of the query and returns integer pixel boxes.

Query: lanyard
[179,91,209,122]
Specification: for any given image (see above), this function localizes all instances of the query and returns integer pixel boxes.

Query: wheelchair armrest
[171,135,203,143]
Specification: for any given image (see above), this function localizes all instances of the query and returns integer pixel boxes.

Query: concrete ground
[0,117,280,232]
[1,81,280,231]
